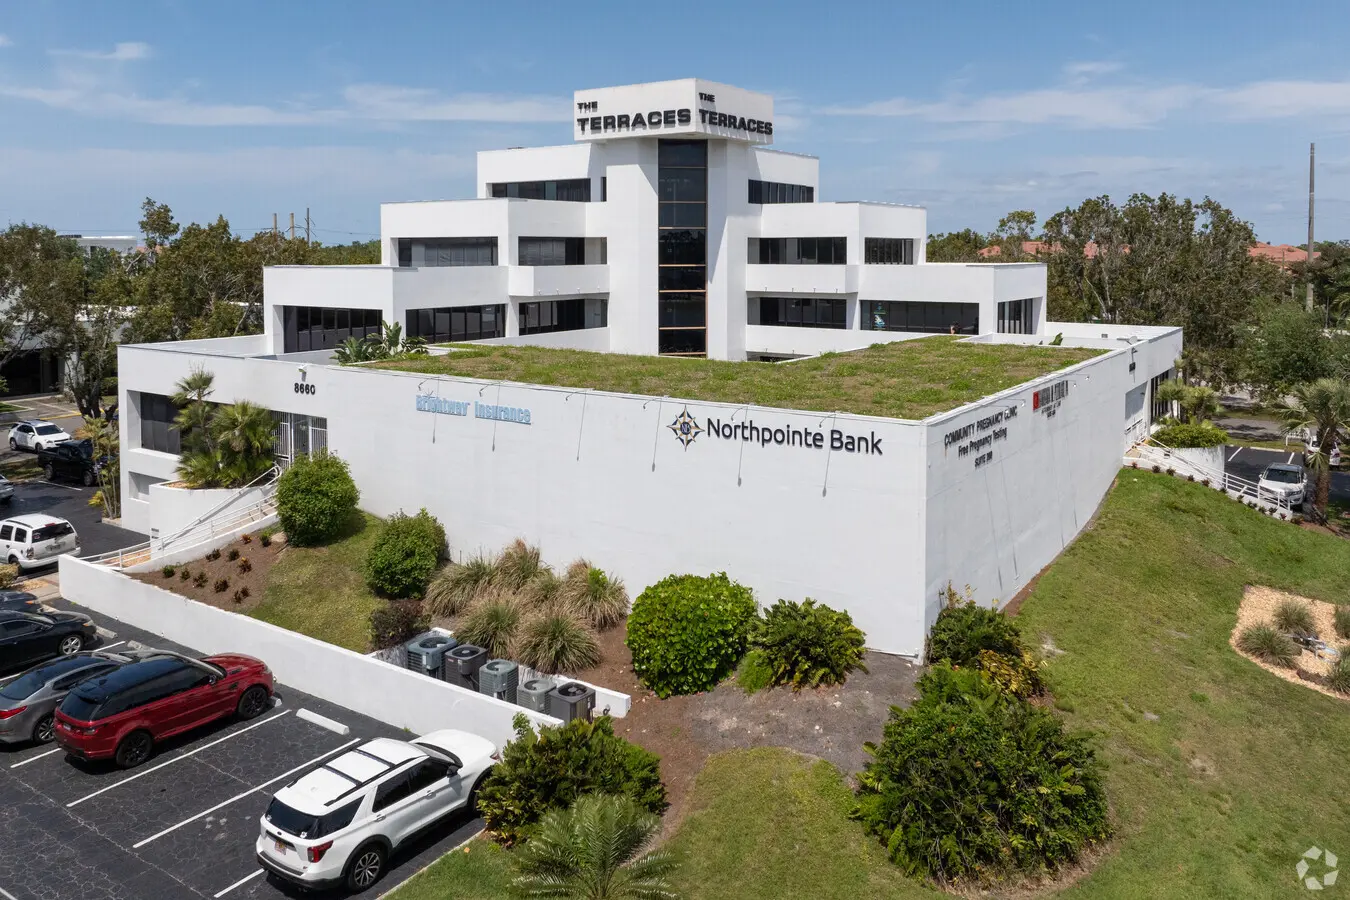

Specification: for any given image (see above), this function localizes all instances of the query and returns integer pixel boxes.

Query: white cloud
[0,84,336,126]
[1063,60,1124,81]
[51,41,151,61]
[0,35,13,48]
[341,84,570,123]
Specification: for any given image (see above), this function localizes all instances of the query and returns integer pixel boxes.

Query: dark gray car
[0,590,40,613]
[0,650,147,745]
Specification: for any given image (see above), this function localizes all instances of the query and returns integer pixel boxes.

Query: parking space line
[10,747,63,768]
[99,640,126,651]
[1288,452,1296,464]
[66,710,289,808]
[35,480,84,491]
[1228,446,1244,462]
[0,885,17,900]
[133,737,361,848]
[213,869,264,898]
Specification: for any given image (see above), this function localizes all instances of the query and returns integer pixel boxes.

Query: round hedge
[275,451,359,546]
[626,572,757,698]
[363,508,446,599]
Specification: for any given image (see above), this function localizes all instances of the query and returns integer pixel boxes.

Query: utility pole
[272,213,278,237]
[289,212,295,241]
[305,207,311,246]
[1307,142,1316,313]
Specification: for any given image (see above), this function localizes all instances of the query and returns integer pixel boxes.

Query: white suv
[0,515,81,571]
[256,729,497,893]
[8,421,73,452]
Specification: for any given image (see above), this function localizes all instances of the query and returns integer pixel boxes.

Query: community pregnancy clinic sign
[942,404,1018,468]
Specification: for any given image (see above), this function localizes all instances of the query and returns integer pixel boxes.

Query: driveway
[4,481,145,561]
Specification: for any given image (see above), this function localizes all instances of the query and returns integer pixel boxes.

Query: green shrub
[522,569,564,608]
[1237,624,1299,667]
[926,589,1023,667]
[424,555,496,617]
[494,539,549,591]
[735,649,774,694]
[1151,422,1230,448]
[852,664,1109,883]
[457,593,524,658]
[749,598,868,691]
[1273,599,1317,637]
[369,601,429,650]
[1335,607,1350,641]
[227,548,240,562]
[193,572,208,587]
[161,565,176,578]
[561,560,629,630]
[363,508,446,598]
[1327,651,1350,695]
[478,714,667,846]
[275,451,360,546]
[205,548,221,561]
[0,563,17,589]
[179,568,191,582]
[238,558,252,574]
[977,648,1043,699]
[213,577,230,593]
[626,572,758,698]
[516,611,600,674]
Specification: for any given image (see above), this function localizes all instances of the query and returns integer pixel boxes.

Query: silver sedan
[0,650,147,745]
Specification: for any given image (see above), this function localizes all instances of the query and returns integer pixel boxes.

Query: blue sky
[2,0,1349,245]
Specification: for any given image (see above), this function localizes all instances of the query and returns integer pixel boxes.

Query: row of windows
[864,238,915,265]
[754,297,848,329]
[865,301,979,334]
[658,140,708,357]
[749,237,848,265]
[396,238,498,268]
[748,180,815,204]
[282,306,383,353]
[139,392,181,455]
[997,298,1034,335]
[489,179,591,201]
[518,237,598,267]
[519,298,607,335]
[405,305,506,343]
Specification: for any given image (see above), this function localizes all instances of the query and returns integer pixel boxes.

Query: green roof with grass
[371,335,1101,421]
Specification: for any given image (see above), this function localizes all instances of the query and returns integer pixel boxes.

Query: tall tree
[0,225,86,371]
[925,228,989,262]
[1242,302,1333,401]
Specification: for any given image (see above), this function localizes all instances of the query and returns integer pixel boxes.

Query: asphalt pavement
[1223,445,1349,505]
[3,480,145,561]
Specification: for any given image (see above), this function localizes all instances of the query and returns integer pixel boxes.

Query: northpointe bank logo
[667,407,882,456]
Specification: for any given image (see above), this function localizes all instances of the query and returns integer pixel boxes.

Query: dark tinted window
[1,656,96,699]
[35,425,62,436]
[265,797,362,840]
[373,772,414,811]
[59,692,100,721]
[406,759,451,792]
[1,619,40,636]
[405,305,506,343]
[749,237,847,265]
[73,656,184,702]
[139,392,181,454]
[864,238,915,265]
[53,663,118,691]
[32,523,74,542]
[748,180,814,204]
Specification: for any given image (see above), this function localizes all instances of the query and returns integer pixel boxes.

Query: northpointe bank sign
[573,79,774,145]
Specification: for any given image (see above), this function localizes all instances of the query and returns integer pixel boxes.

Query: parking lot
[0,602,482,899]
[3,480,145,560]
[1225,445,1349,505]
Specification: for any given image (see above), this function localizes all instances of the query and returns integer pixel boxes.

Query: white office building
[113,79,1181,656]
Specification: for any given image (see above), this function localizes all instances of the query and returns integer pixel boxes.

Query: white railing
[83,491,279,570]
[158,466,280,550]
[1127,441,1295,515]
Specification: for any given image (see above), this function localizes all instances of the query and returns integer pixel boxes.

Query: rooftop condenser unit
[404,632,457,678]
[478,659,519,704]
[546,681,596,724]
[517,677,554,713]
[444,644,489,690]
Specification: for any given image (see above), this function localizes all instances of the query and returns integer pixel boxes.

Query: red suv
[54,651,273,768]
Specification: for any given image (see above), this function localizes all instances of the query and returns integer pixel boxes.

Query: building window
[864,238,915,265]
[489,179,591,201]
[394,237,497,268]
[865,301,979,334]
[518,298,606,335]
[405,305,506,343]
[747,237,847,265]
[282,306,382,353]
[753,297,847,329]
[137,392,181,454]
[748,180,814,204]
[1150,371,1175,423]
[658,140,707,356]
[518,237,596,266]
[996,298,1034,335]
[273,412,328,469]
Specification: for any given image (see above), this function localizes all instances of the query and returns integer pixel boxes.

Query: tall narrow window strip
[658,139,708,356]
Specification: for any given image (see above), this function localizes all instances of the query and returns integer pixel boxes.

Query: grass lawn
[248,512,385,652]
[0,401,21,414]
[373,335,1100,421]
[392,473,1350,899]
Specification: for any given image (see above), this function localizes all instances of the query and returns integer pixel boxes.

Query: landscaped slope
[373,335,1100,420]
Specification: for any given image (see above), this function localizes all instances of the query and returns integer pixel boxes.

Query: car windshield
[34,425,61,436]
[0,657,91,700]
[59,692,100,721]
[1264,468,1302,484]
[32,523,74,542]
[265,797,360,839]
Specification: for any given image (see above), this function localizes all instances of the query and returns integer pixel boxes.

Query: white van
[0,515,81,571]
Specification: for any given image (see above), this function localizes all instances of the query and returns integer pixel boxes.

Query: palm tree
[210,400,276,486]
[171,367,215,454]
[1281,377,1350,516]
[511,794,679,900]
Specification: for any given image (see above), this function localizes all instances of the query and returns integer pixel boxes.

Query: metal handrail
[157,466,280,550]
[1134,439,1294,513]
[81,492,279,569]
[158,494,279,552]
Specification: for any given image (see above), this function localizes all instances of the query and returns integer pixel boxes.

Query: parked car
[8,421,73,452]
[0,609,98,672]
[54,651,273,768]
[256,730,497,892]
[1304,433,1343,469]
[0,649,148,744]
[0,474,12,504]
[0,590,41,612]
[1258,463,1307,509]
[37,440,103,487]
[0,515,81,571]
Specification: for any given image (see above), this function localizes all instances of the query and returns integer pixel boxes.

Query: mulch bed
[130,532,285,612]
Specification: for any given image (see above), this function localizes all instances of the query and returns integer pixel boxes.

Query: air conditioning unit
[444,644,488,690]
[404,632,457,678]
[517,677,554,713]
[479,659,519,704]
[546,681,596,724]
